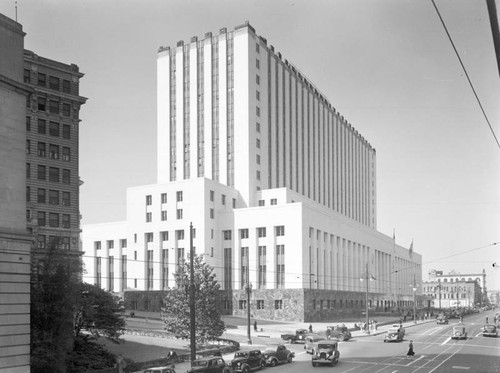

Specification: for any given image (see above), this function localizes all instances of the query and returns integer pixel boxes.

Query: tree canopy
[161,254,226,343]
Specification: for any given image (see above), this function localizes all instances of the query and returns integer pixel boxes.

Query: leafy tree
[73,282,125,343]
[161,254,226,343]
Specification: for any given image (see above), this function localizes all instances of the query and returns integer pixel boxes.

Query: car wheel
[311,349,315,356]
[242,366,250,373]
[287,354,293,363]
[384,340,387,343]
[260,361,265,370]
[312,362,317,367]
[270,358,277,367]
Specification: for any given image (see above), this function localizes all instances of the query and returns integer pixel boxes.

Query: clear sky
[3,0,499,291]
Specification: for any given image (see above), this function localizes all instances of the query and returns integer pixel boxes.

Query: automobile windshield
[484,325,496,331]
[318,344,335,350]
[192,360,208,367]
[264,347,277,353]
[388,328,399,333]
[234,352,249,358]
[453,327,465,332]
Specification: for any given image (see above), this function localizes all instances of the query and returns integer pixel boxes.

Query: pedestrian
[167,350,178,367]
[115,354,126,373]
[486,316,489,324]
[254,320,258,331]
[309,324,313,333]
[326,327,331,340]
[406,340,415,360]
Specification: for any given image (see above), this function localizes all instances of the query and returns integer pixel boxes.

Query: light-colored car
[483,324,497,337]
[304,334,326,354]
[311,341,340,367]
[451,326,467,340]
[144,367,176,373]
[384,325,405,342]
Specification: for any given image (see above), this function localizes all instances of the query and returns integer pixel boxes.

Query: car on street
[280,328,308,343]
[311,341,340,367]
[384,325,405,342]
[304,334,326,354]
[327,324,352,341]
[187,357,231,373]
[262,344,294,367]
[482,324,498,337]
[230,350,266,372]
[436,315,449,324]
[451,326,467,340]
[143,368,176,373]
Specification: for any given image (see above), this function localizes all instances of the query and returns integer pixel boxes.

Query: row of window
[31,96,73,117]
[36,234,71,249]
[224,226,285,240]
[28,141,71,161]
[258,198,277,206]
[145,190,237,208]
[31,211,71,228]
[27,187,71,206]
[23,70,72,94]
[27,164,71,183]
[238,299,284,310]
[27,117,72,139]
[425,293,470,299]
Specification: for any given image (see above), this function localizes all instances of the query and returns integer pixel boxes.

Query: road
[258,313,500,373]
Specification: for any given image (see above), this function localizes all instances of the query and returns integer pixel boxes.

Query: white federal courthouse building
[83,22,422,321]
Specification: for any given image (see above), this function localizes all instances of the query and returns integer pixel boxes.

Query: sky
[2,0,499,291]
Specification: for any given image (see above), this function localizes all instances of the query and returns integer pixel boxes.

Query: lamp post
[410,277,418,323]
[245,281,252,345]
[189,223,196,362]
[437,283,442,310]
[360,262,375,334]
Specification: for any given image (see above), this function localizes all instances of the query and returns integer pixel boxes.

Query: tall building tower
[24,50,87,251]
[0,13,32,373]
[84,22,421,322]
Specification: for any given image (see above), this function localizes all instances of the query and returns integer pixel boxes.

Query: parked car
[144,368,176,373]
[187,357,230,373]
[230,350,266,372]
[483,324,498,337]
[304,334,326,354]
[451,326,467,340]
[280,328,308,343]
[436,315,449,324]
[311,341,340,367]
[384,325,405,342]
[327,324,352,341]
[262,344,294,367]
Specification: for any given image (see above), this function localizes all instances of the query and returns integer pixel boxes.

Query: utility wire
[431,0,500,150]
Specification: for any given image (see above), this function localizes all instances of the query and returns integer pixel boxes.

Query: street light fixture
[410,277,418,324]
[245,282,253,345]
[360,262,375,334]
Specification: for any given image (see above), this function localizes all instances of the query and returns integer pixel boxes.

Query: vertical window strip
[170,52,177,181]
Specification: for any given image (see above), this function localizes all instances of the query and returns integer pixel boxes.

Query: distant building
[0,13,32,373]
[83,22,422,322]
[428,269,488,306]
[422,279,482,309]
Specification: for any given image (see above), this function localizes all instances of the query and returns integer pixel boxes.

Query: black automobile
[230,350,266,372]
[187,357,231,373]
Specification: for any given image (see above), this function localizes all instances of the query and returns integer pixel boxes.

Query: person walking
[309,324,313,333]
[254,320,258,331]
[407,340,415,360]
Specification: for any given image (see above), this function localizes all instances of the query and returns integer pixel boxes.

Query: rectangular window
[256,106,260,117]
[94,241,101,250]
[223,230,232,240]
[240,229,249,239]
[49,167,59,182]
[275,300,283,309]
[26,116,31,131]
[62,79,71,93]
[258,245,266,288]
[38,119,46,134]
[161,210,167,221]
[224,247,232,290]
[271,198,277,205]
[120,239,127,248]
[256,170,261,180]
[232,198,236,208]
[62,191,70,206]
[176,209,183,219]
[276,244,285,288]
[256,59,260,69]
[107,240,114,249]
[258,200,265,206]
[37,165,46,180]
[176,230,184,240]
[221,194,226,205]
[256,75,260,85]
[37,188,46,203]
[37,212,46,226]
[160,231,168,241]
[49,121,59,137]
[23,69,30,83]
[48,212,59,227]
[62,124,71,139]
[146,195,152,205]
[37,97,46,111]
[145,233,153,243]
[256,122,260,133]
[256,138,260,148]
[210,190,214,201]
[49,189,59,204]
[146,212,152,222]
[161,193,167,203]
[62,147,70,161]
[62,169,70,184]
[62,214,70,228]
[275,225,285,236]
[62,103,71,117]
[161,249,168,290]
[257,300,265,309]
[26,140,30,154]
[256,90,260,101]
[26,163,30,179]
[96,257,101,287]
[239,300,247,310]
[257,227,266,237]
[49,76,60,90]
[210,208,214,219]
[49,144,59,159]
[38,73,46,86]
[176,191,183,201]
[49,100,59,114]
[37,142,46,157]
[122,255,127,291]
[147,250,154,290]
[26,187,31,202]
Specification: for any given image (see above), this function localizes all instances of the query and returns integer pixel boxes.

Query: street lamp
[245,282,253,345]
[360,262,375,334]
[437,283,442,310]
[410,279,418,323]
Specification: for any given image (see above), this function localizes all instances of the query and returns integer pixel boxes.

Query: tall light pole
[410,275,418,323]
[245,280,252,345]
[360,262,375,334]
[189,223,196,362]
[437,283,442,310]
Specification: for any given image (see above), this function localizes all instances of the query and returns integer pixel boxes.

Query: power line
[431,0,500,150]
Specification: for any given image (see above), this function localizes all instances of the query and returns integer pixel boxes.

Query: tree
[73,282,125,343]
[161,254,226,343]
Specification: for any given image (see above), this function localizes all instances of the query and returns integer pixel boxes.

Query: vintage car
[384,325,405,342]
[143,368,176,373]
[311,341,340,367]
[436,315,449,324]
[304,334,326,354]
[187,357,230,373]
[280,328,309,343]
[327,324,352,341]
[483,324,498,337]
[230,350,266,372]
[262,344,294,367]
[451,326,467,340]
